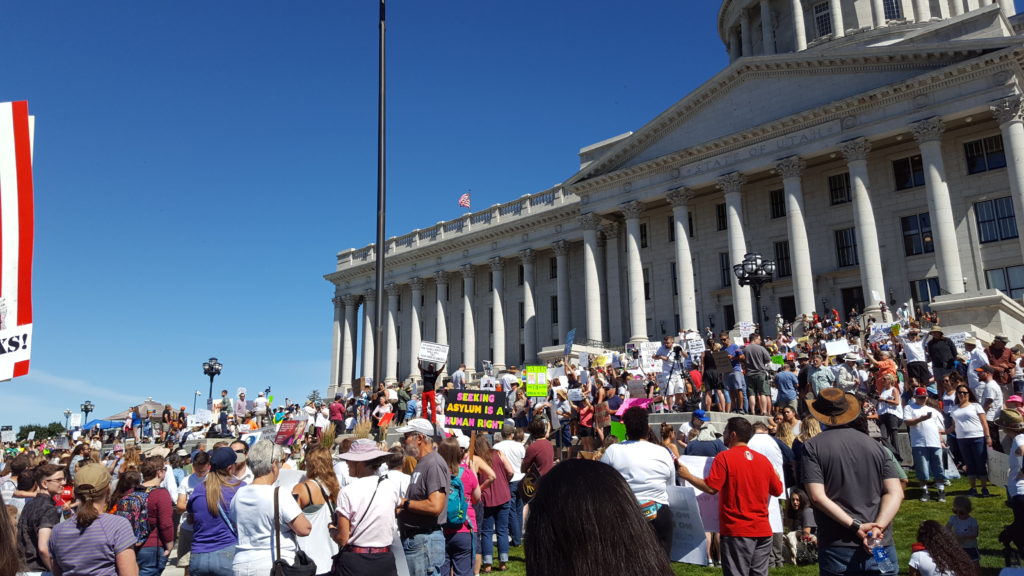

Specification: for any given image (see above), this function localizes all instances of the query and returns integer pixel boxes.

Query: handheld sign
[274,420,306,446]
[824,340,851,357]
[378,412,395,428]
[443,390,507,432]
[525,366,547,397]
[563,328,576,356]
[418,341,449,365]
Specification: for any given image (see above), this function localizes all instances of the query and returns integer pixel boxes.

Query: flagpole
[371,0,387,391]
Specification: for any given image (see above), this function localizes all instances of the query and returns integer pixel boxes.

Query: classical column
[621,202,648,342]
[729,27,742,61]
[490,257,506,371]
[992,97,1024,257]
[460,264,476,374]
[385,283,399,384]
[361,289,376,383]
[554,240,571,342]
[329,293,343,397]
[579,214,604,343]
[998,0,1016,18]
[871,0,888,26]
[913,0,932,21]
[776,156,817,317]
[760,0,775,54]
[741,10,752,57]
[840,138,887,311]
[408,278,423,379]
[596,232,608,342]
[952,0,964,16]
[667,188,698,331]
[717,173,753,325]
[434,271,449,351]
[791,0,807,50]
[829,0,845,37]
[912,117,964,295]
[602,222,625,344]
[520,249,538,363]
[342,294,358,388]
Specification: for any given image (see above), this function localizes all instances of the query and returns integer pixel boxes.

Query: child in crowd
[946,495,981,567]
[909,520,978,575]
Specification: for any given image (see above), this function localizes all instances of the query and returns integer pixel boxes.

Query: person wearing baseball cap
[187,446,244,572]
[904,387,947,502]
[395,418,448,575]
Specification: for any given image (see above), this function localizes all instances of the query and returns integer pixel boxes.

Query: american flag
[0,101,35,380]
[458,193,471,209]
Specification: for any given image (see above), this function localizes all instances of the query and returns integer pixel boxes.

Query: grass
[493,476,1013,575]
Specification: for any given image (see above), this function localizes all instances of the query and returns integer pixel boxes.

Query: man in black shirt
[418,360,446,425]
[17,464,63,574]
[926,327,958,384]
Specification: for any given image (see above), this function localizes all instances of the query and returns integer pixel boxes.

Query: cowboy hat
[808,387,862,427]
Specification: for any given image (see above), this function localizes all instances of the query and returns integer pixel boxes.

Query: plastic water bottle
[871,536,897,573]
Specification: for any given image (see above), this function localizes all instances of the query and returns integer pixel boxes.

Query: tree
[18,422,67,441]
[306,389,322,405]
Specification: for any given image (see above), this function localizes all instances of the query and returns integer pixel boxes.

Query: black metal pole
[208,375,214,410]
[371,0,387,389]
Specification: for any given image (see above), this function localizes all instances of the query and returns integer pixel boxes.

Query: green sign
[525,365,548,397]
[610,421,627,442]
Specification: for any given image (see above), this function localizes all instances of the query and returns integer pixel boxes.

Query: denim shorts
[725,371,746,391]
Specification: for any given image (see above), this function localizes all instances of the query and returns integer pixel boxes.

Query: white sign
[417,341,449,365]
[186,415,199,428]
[194,409,214,425]
[678,455,719,532]
[26,431,34,440]
[68,413,82,428]
[667,485,709,565]
[547,366,566,382]
[568,388,583,402]
[578,351,589,368]
[0,430,14,443]
[824,340,852,357]
[948,332,970,355]
[685,335,705,355]
[738,321,755,338]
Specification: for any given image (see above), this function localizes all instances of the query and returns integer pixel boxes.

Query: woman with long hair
[946,385,992,496]
[292,446,340,576]
[107,470,142,513]
[526,459,673,576]
[188,447,245,576]
[909,520,977,576]
[659,423,680,459]
[475,434,514,573]
[0,494,19,576]
[119,446,142,476]
[439,437,480,576]
[48,463,138,576]
[775,420,795,449]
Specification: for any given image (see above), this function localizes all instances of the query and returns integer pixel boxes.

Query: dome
[718,0,1017,60]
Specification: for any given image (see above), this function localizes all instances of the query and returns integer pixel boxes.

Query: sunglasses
[956,390,970,396]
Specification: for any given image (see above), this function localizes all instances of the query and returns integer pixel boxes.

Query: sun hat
[396,418,437,438]
[75,463,111,498]
[994,409,1024,431]
[929,326,944,334]
[1008,395,1024,404]
[808,388,862,427]
[843,353,860,362]
[964,337,980,346]
[209,446,244,472]
[113,444,124,452]
[996,335,1010,343]
[337,439,390,462]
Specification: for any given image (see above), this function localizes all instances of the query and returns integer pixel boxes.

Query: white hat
[456,435,470,449]
[396,418,437,438]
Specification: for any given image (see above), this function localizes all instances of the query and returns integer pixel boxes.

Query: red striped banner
[0,101,34,380]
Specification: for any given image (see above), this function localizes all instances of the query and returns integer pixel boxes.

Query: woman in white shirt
[229,440,312,576]
[946,385,992,497]
[908,520,976,576]
[332,439,399,576]
[876,376,903,461]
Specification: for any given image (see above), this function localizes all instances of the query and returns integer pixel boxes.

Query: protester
[292,446,340,576]
[48,463,138,576]
[176,451,211,576]
[0,495,18,576]
[418,361,445,425]
[600,406,675,557]
[977,366,1005,451]
[904,387,947,503]
[438,437,477,576]
[679,417,783,576]
[187,447,244,576]
[17,463,63,575]
[521,419,554,477]
[908,520,978,576]
[744,334,774,416]
[947,384,992,497]
[476,434,514,572]
[491,423,526,548]
[130,457,175,576]
[331,439,400,576]
[396,418,449,576]
[524,459,673,576]
[784,488,816,566]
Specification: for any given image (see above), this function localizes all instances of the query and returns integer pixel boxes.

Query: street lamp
[62,409,72,430]
[733,252,776,331]
[202,357,223,410]
[80,400,94,426]
[193,390,202,414]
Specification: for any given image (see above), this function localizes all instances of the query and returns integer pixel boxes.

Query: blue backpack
[445,467,470,530]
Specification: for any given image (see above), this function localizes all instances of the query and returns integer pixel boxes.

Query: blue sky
[1,1,1012,428]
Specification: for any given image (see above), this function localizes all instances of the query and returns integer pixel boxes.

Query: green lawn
[496,477,1014,575]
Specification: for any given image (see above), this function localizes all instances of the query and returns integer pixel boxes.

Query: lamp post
[202,357,223,410]
[80,400,94,426]
[733,252,776,331]
[193,391,202,414]
[62,409,72,430]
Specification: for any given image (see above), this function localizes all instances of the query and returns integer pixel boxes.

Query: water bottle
[871,536,897,573]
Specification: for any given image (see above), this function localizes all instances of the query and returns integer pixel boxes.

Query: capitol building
[325,0,1024,394]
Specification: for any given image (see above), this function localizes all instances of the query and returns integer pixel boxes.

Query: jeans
[137,546,169,576]
[877,413,901,460]
[442,531,474,576]
[911,446,946,485]
[219,411,229,436]
[403,529,445,576]
[190,547,236,576]
[479,500,511,564]
[958,436,988,479]
[819,544,899,575]
[507,481,524,547]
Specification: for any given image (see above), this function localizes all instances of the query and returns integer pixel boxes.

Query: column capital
[460,263,475,277]
[434,270,449,285]
[992,96,1024,126]
[363,288,377,301]
[775,156,806,179]
[715,172,746,195]
[343,293,360,307]
[911,117,945,144]
[620,201,644,220]
[385,282,399,297]
[601,221,621,238]
[489,256,504,272]
[578,212,603,230]
[409,277,424,291]
[519,248,537,265]
[332,296,343,306]
[665,187,694,207]
[553,240,570,257]
[840,137,871,162]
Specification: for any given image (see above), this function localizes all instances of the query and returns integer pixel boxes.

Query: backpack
[116,486,156,547]
[444,468,469,530]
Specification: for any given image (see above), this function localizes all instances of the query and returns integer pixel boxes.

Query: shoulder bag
[271,486,317,576]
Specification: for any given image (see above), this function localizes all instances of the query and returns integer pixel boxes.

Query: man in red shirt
[678,417,783,576]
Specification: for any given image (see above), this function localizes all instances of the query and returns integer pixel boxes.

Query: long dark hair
[525,459,673,576]
[0,494,20,576]
[917,520,977,575]
[108,470,141,511]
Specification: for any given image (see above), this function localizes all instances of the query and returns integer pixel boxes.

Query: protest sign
[26,431,34,440]
[668,485,709,565]
[524,366,547,397]
[563,328,576,356]
[240,431,262,447]
[685,335,705,355]
[578,350,589,368]
[638,341,662,373]
[568,388,583,402]
[770,354,785,366]
[68,413,82,429]
[186,415,199,428]
[989,449,1009,486]
[547,366,566,382]
[824,340,851,357]
[444,390,508,432]
[378,412,395,428]
[610,421,627,441]
[418,340,449,365]
[0,430,14,443]
[712,350,732,372]
[274,420,306,446]
[738,321,755,338]
[948,332,969,355]
[678,455,719,532]
[194,409,213,425]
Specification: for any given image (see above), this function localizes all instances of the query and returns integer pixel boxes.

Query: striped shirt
[50,514,135,576]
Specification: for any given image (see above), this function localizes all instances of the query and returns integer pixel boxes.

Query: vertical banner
[0,102,34,380]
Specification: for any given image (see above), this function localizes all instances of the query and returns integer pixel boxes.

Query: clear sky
[0,1,1014,428]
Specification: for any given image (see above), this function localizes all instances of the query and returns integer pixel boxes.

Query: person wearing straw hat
[331,439,399,576]
[801,388,904,575]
